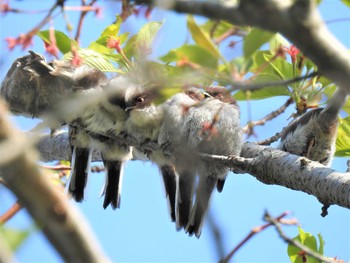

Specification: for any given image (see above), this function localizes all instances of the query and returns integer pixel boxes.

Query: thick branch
[136,0,350,94]
[241,143,350,209]
[36,131,350,210]
[0,101,110,263]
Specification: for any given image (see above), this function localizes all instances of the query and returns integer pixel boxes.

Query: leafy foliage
[287,227,325,263]
[36,30,78,54]
[341,0,350,7]
[335,116,350,156]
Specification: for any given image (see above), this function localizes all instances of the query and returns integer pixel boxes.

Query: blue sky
[0,1,349,262]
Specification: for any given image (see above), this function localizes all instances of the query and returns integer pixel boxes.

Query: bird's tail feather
[68,147,92,202]
[175,170,196,230]
[101,159,124,210]
[186,175,216,238]
[160,165,177,222]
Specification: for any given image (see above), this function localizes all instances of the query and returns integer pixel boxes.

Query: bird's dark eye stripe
[108,96,126,109]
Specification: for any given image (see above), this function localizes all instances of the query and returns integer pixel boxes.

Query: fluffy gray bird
[1,50,73,117]
[66,69,132,209]
[204,86,240,192]
[124,83,183,222]
[158,88,206,229]
[184,87,242,238]
[278,89,349,166]
[64,65,108,203]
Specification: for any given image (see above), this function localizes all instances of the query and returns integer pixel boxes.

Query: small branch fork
[74,0,98,43]
[242,97,294,138]
[220,211,297,263]
[264,212,337,263]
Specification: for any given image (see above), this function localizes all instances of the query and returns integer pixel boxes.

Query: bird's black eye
[136,97,145,104]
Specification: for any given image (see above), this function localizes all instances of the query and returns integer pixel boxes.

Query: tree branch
[0,101,111,263]
[35,130,350,211]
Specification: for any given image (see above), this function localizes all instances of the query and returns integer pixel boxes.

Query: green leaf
[250,50,294,80]
[160,45,218,69]
[100,16,122,37]
[36,30,77,54]
[199,20,235,39]
[0,226,31,251]
[63,49,122,73]
[323,85,350,114]
[230,57,253,75]
[341,0,350,7]
[187,15,221,58]
[234,73,289,100]
[243,28,275,59]
[317,233,324,255]
[269,33,290,52]
[134,21,164,58]
[287,227,324,263]
[88,40,112,55]
[123,21,163,59]
[267,55,294,80]
[335,116,350,157]
[250,50,275,75]
[123,34,138,58]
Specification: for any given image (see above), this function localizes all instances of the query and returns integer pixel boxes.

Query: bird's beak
[203,91,212,98]
[125,106,136,112]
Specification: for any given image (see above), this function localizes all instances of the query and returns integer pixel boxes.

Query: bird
[85,75,132,210]
[63,64,108,203]
[204,86,240,192]
[158,87,206,229]
[124,82,185,222]
[278,89,349,166]
[183,86,243,238]
[65,68,132,209]
[0,50,73,118]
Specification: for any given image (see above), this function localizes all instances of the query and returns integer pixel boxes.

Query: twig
[0,201,22,224]
[264,211,335,263]
[220,211,294,263]
[235,72,319,92]
[242,98,293,136]
[255,131,282,145]
[41,164,104,173]
[41,164,71,171]
[214,27,242,45]
[25,0,62,39]
[74,0,97,43]
[120,0,135,21]
[207,211,226,260]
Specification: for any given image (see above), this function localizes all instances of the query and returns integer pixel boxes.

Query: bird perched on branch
[158,87,206,228]
[184,86,242,238]
[124,82,186,222]
[0,50,73,118]
[61,67,132,209]
[159,86,242,237]
[204,86,240,192]
[278,89,349,166]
